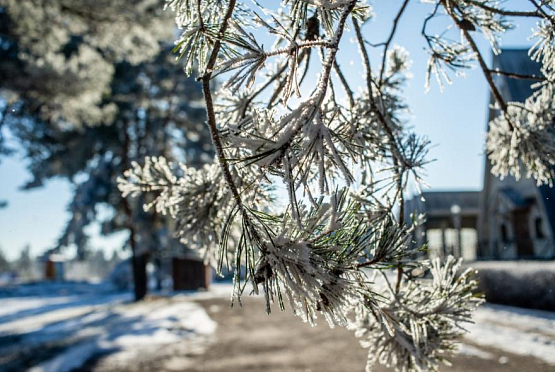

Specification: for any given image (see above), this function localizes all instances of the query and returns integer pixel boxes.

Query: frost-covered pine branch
[117,0,555,370]
[350,257,483,372]
[118,156,270,264]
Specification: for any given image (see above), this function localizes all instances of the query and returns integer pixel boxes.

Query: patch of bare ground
[184,297,553,372]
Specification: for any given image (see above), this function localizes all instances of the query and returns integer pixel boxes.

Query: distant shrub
[470,262,555,311]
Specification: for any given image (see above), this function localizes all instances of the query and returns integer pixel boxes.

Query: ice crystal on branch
[119,158,227,262]
[531,19,555,80]
[118,157,270,264]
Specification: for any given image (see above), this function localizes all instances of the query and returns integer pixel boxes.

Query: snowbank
[457,343,495,360]
[2,282,554,370]
[28,300,216,372]
[0,280,119,298]
[469,260,555,272]
[464,303,555,364]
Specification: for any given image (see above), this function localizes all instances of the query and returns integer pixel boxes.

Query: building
[42,254,65,281]
[404,191,480,261]
[406,49,555,261]
[171,251,212,291]
[479,49,555,259]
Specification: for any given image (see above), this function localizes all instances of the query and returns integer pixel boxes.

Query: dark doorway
[512,208,534,257]
[172,257,211,291]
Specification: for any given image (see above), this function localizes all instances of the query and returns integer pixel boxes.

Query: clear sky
[0,1,539,260]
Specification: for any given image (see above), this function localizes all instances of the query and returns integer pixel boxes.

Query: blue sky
[0,1,539,260]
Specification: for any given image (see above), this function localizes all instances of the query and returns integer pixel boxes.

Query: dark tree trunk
[121,119,148,302]
[153,256,163,291]
[125,193,149,302]
[132,250,149,301]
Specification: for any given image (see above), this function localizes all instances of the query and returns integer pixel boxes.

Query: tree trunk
[125,198,148,301]
[132,250,149,301]
[121,119,148,302]
[153,256,163,291]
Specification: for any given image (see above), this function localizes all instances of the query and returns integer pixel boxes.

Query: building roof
[404,191,480,229]
[420,191,480,212]
[499,187,528,208]
[405,191,480,220]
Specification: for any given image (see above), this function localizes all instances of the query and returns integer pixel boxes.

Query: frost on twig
[250,190,370,326]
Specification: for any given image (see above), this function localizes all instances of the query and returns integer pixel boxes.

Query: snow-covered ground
[0,282,218,372]
[462,303,555,364]
[28,300,216,372]
[0,281,554,371]
[466,260,555,273]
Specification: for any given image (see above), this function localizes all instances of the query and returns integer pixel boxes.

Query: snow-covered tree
[118,1,555,370]
[15,244,35,280]
[0,247,11,273]
[0,0,172,125]
[0,1,211,300]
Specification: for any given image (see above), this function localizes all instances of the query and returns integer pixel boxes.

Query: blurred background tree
[0,246,11,273]
[0,0,212,300]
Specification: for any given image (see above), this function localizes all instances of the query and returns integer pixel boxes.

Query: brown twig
[356,256,383,269]
[333,61,355,108]
[444,2,514,131]
[353,18,408,218]
[378,0,411,85]
[488,69,545,81]
[199,0,248,219]
[395,264,403,294]
[463,0,542,18]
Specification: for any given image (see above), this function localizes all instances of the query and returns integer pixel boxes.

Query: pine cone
[305,14,320,41]
[459,19,475,31]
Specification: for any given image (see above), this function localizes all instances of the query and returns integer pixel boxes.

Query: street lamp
[450,204,462,259]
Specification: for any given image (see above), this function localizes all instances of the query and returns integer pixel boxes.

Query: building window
[535,217,545,239]
[500,224,509,243]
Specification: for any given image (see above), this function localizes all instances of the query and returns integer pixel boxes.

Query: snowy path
[0,292,131,334]
[0,284,217,372]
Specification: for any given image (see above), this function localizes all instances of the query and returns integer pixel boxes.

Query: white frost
[465,304,555,364]
[0,283,218,372]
